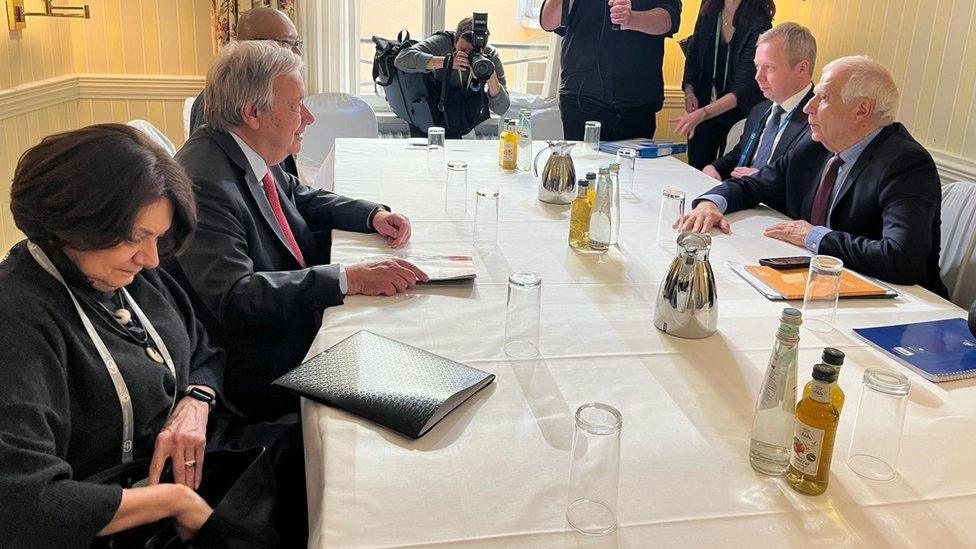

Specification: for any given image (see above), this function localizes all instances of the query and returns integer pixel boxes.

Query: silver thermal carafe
[533,140,576,204]
[653,232,718,339]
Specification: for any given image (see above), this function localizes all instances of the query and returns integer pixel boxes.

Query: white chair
[725,118,746,153]
[299,93,379,190]
[502,92,563,141]
[939,180,976,310]
[127,119,176,157]
[183,96,196,140]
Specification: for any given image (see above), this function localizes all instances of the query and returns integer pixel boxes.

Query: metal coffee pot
[533,140,576,204]
[653,232,718,339]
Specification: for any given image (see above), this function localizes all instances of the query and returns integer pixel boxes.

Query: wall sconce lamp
[6,0,91,31]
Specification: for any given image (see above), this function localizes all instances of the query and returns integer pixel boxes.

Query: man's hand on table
[678,201,731,234]
[764,219,813,247]
[346,258,429,296]
[373,211,412,248]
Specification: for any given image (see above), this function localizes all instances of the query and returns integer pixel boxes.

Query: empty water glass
[657,188,686,247]
[504,272,542,358]
[847,368,910,481]
[474,187,499,246]
[567,402,622,536]
[583,121,602,158]
[427,127,446,179]
[616,148,637,195]
[445,161,468,215]
[801,255,844,332]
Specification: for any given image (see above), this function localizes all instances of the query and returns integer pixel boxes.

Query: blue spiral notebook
[853,318,976,382]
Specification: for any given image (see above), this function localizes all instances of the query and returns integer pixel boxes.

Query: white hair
[203,40,304,132]
[758,22,817,72]
[822,55,899,125]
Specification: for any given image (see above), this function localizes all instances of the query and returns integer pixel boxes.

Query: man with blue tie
[703,22,816,181]
[680,55,948,296]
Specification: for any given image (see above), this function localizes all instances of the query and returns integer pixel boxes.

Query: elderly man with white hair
[679,55,948,296]
[169,41,428,421]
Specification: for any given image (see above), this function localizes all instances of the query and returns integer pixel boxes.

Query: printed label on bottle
[757,359,784,410]
[811,380,831,403]
[790,419,824,476]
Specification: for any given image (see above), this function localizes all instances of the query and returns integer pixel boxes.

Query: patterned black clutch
[273,330,495,438]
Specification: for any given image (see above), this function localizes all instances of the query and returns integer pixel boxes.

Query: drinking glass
[566,402,622,536]
[657,188,686,247]
[445,161,468,215]
[503,272,542,358]
[801,255,844,332]
[616,148,637,195]
[583,121,602,158]
[473,187,499,246]
[427,127,446,179]
[847,368,911,481]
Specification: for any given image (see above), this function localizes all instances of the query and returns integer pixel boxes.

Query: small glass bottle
[499,118,519,169]
[585,171,597,205]
[608,161,621,246]
[516,109,533,172]
[749,308,802,476]
[787,363,841,495]
[588,165,613,251]
[802,348,846,412]
[568,179,591,249]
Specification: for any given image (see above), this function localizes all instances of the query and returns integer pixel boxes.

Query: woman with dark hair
[675,0,775,169]
[0,124,305,547]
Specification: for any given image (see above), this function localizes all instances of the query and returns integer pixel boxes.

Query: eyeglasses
[256,38,304,49]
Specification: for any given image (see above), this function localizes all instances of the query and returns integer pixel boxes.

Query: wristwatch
[184,387,217,412]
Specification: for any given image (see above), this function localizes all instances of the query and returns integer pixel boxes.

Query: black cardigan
[0,241,225,547]
[681,11,770,117]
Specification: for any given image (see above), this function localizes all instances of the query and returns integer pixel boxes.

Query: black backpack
[371,30,489,136]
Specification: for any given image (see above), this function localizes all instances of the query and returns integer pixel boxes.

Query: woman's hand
[172,485,214,541]
[148,388,211,489]
[670,107,708,139]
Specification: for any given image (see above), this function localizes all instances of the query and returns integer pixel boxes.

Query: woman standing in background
[675,0,775,169]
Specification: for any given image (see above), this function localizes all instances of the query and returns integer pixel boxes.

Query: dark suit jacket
[701,123,948,297]
[711,87,814,179]
[188,92,300,180]
[682,12,770,118]
[169,126,384,419]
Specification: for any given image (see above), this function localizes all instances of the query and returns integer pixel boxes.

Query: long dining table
[299,138,976,548]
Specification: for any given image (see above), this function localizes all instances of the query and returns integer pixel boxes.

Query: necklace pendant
[146,346,165,364]
[115,308,132,325]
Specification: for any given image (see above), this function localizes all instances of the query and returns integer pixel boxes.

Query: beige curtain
[211,0,297,50]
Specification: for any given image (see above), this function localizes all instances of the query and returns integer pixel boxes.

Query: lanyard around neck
[736,104,799,167]
[711,16,731,102]
[28,241,177,464]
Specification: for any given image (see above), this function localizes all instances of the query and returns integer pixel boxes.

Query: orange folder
[743,265,888,300]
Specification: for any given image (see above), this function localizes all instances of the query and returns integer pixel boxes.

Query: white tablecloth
[301,139,975,548]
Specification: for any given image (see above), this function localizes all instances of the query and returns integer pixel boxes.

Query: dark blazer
[682,12,770,118]
[188,92,300,180]
[701,123,948,297]
[169,126,384,419]
[711,87,815,178]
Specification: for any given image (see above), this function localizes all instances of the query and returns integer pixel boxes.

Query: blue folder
[853,318,976,382]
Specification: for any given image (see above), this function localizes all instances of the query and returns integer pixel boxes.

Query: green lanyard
[711,17,731,102]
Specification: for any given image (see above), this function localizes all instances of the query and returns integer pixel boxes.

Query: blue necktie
[751,105,784,169]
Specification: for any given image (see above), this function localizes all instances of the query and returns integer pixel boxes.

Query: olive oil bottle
[569,179,592,248]
[585,171,597,205]
[498,118,519,170]
[787,363,841,495]
[801,347,846,412]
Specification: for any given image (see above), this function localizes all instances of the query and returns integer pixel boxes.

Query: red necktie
[261,171,306,268]
[810,155,845,227]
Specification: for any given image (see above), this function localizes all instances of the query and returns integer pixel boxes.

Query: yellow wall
[0,0,213,251]
[657,0,976,165]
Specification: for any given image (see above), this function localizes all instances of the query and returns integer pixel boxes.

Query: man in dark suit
[188,7,301,179]
[704,22,817,181]
[680,56,948,296]
[172,41,428,419]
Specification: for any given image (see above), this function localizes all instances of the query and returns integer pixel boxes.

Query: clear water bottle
[588,165,613,251]
[749,307,803,475]
[516,109,533,172]
[608,161,621,245]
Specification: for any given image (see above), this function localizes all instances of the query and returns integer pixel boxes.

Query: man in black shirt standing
[540,0,681,140]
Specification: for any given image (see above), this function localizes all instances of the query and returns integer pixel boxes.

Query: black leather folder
[273,330,495,438]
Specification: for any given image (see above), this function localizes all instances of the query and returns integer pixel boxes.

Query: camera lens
[470,52,494,80]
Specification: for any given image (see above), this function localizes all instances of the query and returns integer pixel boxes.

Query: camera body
[468,12,494,80]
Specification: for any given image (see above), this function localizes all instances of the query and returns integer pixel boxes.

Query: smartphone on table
[758,256,812,270]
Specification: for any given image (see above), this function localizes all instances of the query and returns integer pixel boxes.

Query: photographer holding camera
[395,16,510,138]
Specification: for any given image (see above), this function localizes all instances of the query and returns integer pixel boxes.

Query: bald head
[236,8,297,43]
